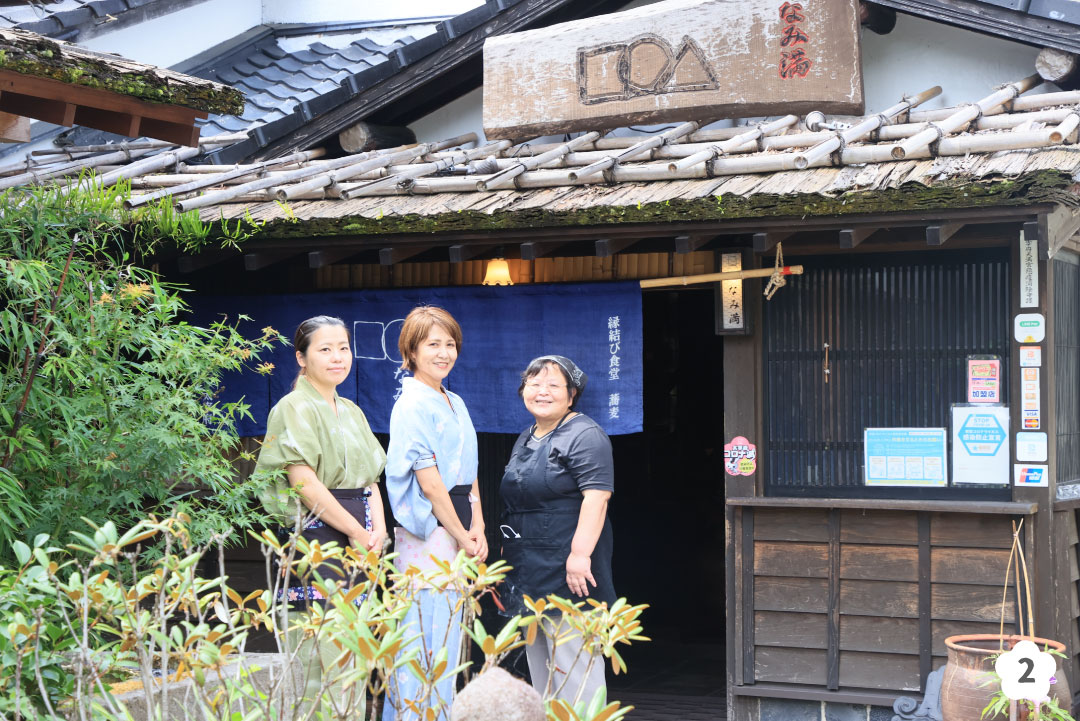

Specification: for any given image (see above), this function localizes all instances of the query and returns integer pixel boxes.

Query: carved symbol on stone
[577,34,719,105]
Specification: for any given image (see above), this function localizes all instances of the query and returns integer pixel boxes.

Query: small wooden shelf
[725,496,1038,515]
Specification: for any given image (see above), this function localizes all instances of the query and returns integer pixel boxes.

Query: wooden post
[724,252,763,721]
[1010,224,1057,646]
[338,122,417,153]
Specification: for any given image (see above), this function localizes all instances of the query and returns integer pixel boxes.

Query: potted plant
[940,520,1074,721]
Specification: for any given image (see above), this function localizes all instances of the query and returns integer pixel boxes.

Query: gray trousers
[525,619,607,707]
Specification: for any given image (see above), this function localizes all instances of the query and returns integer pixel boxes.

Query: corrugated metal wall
[1055,255,1080,485]
[763,250,1011,495]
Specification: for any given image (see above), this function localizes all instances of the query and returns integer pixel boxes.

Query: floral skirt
[274,488,372,606]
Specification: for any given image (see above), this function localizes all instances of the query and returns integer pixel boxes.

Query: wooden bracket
[520,241,565,261]
[925,222,965,246]
[595,238,637,257]
[753,231,793,253]
[675,234,710,254]
[380,245,432,265]
[839,227,875,249]
[449,244,487,263]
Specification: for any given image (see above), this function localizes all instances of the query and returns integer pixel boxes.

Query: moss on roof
[0,28,244,116]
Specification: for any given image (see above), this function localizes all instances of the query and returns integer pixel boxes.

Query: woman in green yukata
[255,315,387,717]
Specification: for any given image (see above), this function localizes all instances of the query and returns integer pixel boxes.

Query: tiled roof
[193,28,422,137]
[0,0,165,39]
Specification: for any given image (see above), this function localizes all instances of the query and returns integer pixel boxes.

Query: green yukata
[254,375,387,718]
[256,375,386,521]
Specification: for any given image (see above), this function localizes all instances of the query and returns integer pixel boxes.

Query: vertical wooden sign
[483,0,864,140]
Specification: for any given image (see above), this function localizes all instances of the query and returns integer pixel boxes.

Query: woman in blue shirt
[384,305,486,721]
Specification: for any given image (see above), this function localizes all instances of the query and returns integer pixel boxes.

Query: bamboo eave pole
[794,86,942,170]
[479,131,601,191]
[30,132,249,157]
[270,133,477,203]
[569,120,701,182]
[339,140,512,198]
[123,148,326,209]
[892,74,1041,160]
[640,265,804,289]
[669,115,798,173]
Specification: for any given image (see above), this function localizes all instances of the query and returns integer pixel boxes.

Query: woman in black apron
[500,355,615,707]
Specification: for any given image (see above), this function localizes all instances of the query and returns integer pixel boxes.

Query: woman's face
[297,325,352,391]
[522,363,575,424]
[410,324,458,389]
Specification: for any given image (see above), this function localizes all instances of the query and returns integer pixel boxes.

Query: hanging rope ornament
[763,242,788,300]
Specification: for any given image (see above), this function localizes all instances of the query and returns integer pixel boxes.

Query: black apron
[498,416,615,615]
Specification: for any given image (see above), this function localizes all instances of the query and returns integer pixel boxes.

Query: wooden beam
[520,241,565,261]
[595,238,637,257]
[0,70,203,124]
[139,117,200,148]
[753,231,793,253]
[1041,205,1080,259]
[448,244,487,263]
[675,234,710,253]
[73,106,141,139]
[244,251,297,271]
[339,121,417,153]
[308,249,359,269]
[380,245,432,265]
[0,90,75,126]
[839,227,875,248]
[925,222,965,246]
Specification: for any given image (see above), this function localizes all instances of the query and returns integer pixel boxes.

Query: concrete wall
[79,0,262,68]
[260,0,483,24]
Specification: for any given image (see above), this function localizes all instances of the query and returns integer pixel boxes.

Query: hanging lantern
[482,258,513,286]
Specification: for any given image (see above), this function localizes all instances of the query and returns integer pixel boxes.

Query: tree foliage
[0,182,283,561]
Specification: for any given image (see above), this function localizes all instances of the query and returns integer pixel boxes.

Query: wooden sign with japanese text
[482,0,864,140]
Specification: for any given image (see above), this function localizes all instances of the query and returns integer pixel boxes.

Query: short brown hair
[398,306,463,372]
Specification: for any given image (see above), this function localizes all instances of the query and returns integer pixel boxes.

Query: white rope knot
[763,242,787,300]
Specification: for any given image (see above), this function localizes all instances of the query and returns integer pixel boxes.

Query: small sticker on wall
[1016,432,1048,462]
[1019,346,1042,368]
[724,436,757,476]
[1014,314,1046,343]
[1014,464,1049,488]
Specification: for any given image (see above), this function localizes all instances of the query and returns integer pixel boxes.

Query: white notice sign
[1020,229,1039,308]
[952,405,1010,485]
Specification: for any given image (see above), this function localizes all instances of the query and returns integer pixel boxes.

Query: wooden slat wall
[1071,511,1080,687]
[312,251,716,289]
[748,508,1018,693]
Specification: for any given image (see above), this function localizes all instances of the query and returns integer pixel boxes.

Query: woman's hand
[468,523,488,562]
[566,551,596,597]
[366,526,388,553]
[348,528,373,552]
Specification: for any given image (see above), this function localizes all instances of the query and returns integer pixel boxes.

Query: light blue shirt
[386,377,479,539]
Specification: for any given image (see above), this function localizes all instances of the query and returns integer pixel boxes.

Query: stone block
[759,697,821,721]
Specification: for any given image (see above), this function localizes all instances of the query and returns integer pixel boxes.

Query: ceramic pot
[942,634,1070,721]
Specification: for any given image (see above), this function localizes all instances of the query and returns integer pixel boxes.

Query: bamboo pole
[123,149,325,209]
[336,140,512,199]
[794,86,941,170]
[479,132,601,191]
[344,118,1077,198]
[0,146,157,191]
[60,146,206,195]
[569,121,702,182]
[271,132,477,202]
[669,116,799,172]
[639,265,803,289]
[29,132,249,157]
[892,75,1041,160]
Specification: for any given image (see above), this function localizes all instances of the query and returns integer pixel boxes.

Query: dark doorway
[607,289,727,704]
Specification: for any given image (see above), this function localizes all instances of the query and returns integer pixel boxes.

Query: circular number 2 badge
[994,639,1057,703]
